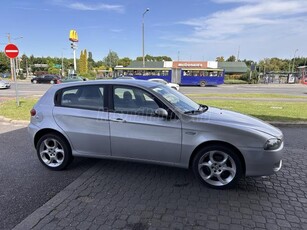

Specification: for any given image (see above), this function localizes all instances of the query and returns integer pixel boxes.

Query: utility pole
[61,50,64,76]
[237,45,240,62]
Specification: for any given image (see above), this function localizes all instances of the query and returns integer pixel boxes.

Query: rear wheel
[192,145,242,189]
[32,80,37,84]
[36,133,73,170]
[50,80,55,84]
[200,81,206,87]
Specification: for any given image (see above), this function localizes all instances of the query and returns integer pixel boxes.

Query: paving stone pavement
[14,146,307,230]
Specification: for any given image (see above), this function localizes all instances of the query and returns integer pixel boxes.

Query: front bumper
[240,143,284,176]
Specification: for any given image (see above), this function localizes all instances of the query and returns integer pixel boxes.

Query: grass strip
[0,98,38,120]
[0,97,306,122]
[196,99,307,122]
[187,93,307,99]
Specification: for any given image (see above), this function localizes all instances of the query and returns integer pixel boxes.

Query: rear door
[53,84,111,157]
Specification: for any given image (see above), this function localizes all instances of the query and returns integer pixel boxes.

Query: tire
[192,145,242,189]
[200,81,206,87]
[32,80,37,84]
[50,80,55,84]
[171,87,177,90]
[36,133,73,170]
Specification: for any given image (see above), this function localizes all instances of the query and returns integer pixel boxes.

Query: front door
[109,85,182,163]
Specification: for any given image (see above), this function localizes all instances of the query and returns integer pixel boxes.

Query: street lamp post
[61,48,66,76]
[142,8,149,68]
[292,49,298,73]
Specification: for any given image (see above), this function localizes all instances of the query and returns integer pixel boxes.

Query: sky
[0,0,306,62]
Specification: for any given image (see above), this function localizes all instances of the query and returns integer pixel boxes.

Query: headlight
[264,138,282,150]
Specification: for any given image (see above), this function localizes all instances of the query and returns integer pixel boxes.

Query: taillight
[30,109,36,116]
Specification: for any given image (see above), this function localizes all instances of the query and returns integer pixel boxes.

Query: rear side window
[60,85,104,110]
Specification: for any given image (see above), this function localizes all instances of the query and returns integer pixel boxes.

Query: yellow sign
[69,30,78,42]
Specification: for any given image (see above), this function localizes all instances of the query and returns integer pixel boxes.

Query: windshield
[151,85,201,113]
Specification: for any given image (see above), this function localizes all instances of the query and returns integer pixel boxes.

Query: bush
[17,73,27,80]
[81,72,96,80]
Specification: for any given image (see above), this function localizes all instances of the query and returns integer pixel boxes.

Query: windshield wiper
[184,104,208,114]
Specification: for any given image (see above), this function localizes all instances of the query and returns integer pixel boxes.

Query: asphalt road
[0,122,96,230]
[0,81,307,101]
[1,121,307,229]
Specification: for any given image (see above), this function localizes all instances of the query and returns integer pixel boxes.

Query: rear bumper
[28,123,40,147]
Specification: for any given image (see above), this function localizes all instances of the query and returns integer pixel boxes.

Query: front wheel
[192,145,242,189]
[50,80,55,84]
[36,133,73,170]
[32,80,37,84]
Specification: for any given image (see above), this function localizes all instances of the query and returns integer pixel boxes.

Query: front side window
[152,85,199,113]
[60,85,104,110]
[113,86,159,115]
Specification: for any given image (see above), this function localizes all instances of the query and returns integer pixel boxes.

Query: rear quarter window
[59,85,104,110]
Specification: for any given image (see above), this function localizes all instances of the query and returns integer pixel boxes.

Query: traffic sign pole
[12,58,20,106]
[4,43,20,107]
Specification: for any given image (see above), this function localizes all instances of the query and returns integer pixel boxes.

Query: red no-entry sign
[4,44,19,59]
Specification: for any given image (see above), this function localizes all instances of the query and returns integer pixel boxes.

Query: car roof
[51,79,161,90]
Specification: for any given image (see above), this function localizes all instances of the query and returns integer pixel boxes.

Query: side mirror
[155,108,168,117]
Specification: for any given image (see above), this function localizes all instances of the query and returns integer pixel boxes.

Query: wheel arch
[34,128,71,150]
[188,140,246,175]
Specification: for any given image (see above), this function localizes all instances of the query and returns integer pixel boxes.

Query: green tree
[216,56,225,62]
[0,52,10,73]
[79,49,88,75]
[88,51,94,70]
[226,55,236,62]
[118,57,132,67]
[135,55,172,62]
[104,50,119,69]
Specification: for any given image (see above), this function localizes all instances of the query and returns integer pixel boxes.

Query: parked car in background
[28,80,284,189]
[31,75,61,84]
[148,78,180,90]
[61,76,86,83]
[0,78,10,89]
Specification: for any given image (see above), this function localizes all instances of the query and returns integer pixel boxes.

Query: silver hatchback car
[28,80,284,189]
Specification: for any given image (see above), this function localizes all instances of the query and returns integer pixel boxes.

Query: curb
[0,116,29,125]
[268,121,307,127]
[13,162,102,230]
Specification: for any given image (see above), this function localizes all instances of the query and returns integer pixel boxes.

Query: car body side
[28,80,283,177]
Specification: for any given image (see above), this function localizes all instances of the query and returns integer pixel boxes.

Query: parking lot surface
[13,127,307,230]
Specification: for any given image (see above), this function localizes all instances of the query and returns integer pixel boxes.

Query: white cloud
[52,1,125,13]
[68,2,124,12]
[110,29,123,33]
[167,0,307,60]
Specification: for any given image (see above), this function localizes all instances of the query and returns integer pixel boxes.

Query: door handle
[110,118,126,123]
